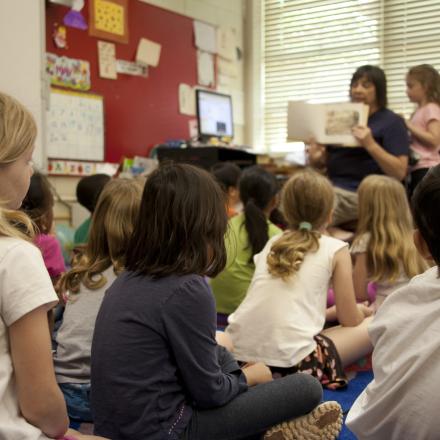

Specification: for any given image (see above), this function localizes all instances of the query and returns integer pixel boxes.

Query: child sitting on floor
[90,163,343,440]
[210,165,281,327]
[226,168,373,389]
[54,178,143,423]
[21,171,66,283]
[347,164,440,439]
[351,174,427,309]
[211,161,242,217]
[0,91,106,440]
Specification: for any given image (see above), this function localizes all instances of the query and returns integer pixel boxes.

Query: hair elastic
[299,221,312,231]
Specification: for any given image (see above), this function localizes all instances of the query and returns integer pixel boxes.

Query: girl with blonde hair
[227,168,373,389]
[352,174,427,309]
[0,91,105,439]
[54,177,143,423]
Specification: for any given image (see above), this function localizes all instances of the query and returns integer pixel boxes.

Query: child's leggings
[181,349,322,440]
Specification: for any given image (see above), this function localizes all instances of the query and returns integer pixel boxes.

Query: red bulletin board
[46,0,202,163]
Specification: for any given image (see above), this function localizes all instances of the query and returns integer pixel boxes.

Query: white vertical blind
[262,0,440,152]
[384,0,440,117]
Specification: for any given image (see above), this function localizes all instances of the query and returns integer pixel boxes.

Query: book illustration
[325,109,360,135]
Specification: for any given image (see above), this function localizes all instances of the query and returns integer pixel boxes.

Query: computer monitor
[196,89,234,139]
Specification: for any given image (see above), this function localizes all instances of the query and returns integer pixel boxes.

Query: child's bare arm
[9,305,69,438]
[333,247,372,326]
[352,252,369,302]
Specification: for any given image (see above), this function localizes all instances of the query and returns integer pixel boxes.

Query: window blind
[384,0,440,117]
[262,0,440,152]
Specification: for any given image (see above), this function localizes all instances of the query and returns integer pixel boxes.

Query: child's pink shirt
[34,233,66,280]
[410,102,440,170]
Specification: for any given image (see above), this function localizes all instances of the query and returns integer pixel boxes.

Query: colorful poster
[89,0,129,44]
[46,53,91,91]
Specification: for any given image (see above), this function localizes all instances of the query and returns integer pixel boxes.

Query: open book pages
[287,101,369,147]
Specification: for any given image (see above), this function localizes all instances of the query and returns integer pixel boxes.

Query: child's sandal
[263,401,343,440]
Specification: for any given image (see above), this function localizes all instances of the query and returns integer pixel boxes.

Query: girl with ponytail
[210,166,281,325]
[226,168,373,389]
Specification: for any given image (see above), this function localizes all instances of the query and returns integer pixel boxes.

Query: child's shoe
[263,401,343,440]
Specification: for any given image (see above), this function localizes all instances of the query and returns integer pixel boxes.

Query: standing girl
[226,168,373,389]
[91,163,343,440]
[0,92,104,440]
[54,178,143,423]
[210,165,281,325]
[351,175,427,309]
[405,64,440,196]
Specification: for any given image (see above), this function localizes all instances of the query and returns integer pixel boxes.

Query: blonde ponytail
[267,168,334,281]
[268,229,320,280]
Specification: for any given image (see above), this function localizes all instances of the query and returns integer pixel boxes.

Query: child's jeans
[59,382,93,422]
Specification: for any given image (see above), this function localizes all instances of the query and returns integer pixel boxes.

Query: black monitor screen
[196,90,233,138]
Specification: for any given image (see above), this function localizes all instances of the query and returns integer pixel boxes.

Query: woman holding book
[308,65,409,226]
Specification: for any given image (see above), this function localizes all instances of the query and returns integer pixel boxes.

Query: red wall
[46,1,200,163]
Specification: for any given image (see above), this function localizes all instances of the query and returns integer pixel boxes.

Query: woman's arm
[332,247,372,326]
[406,119,440,149]
[352,126,408,180]
[9,305,69,438]
[352,252,369,302]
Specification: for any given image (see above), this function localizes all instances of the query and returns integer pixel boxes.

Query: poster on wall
[89,0,129,44]
[46,88,104,161]
[46,53,91,91]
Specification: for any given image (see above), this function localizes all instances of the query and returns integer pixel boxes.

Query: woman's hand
[306,138,327,169]
[352,125,375,150]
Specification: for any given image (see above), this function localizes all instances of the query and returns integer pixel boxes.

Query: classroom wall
[0,0,46,168]
[47,0,246,228]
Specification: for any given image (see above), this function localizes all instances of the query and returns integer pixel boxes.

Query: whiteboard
[46,88,104,161]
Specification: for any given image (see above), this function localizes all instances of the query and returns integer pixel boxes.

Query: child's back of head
[76,173,111,214]
[355,175,426,282]
[21,172,54,234]
[268,168,334,279]
[211,162,242,217]
[412,164,440,269]
[61,178,143,294]
[239,165,279,260]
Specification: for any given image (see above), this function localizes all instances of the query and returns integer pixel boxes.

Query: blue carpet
[323,370,373,440]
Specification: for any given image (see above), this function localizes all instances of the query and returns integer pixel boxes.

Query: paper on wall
[217,26,237,61]
[136,38,161,67]
[217,57,238,78]
[194,20,217,54]
[98,41,117,79]
[116,59,148,77]
[197,51,214,87]
[179,84,196,116]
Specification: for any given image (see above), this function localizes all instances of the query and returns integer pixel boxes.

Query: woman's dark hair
[126,163,228,278]
[350,65,388,109]
[211,162,241,193]
[21,172,54,234]
[239,166,279,262]
[76,173,111,213]
[412,164,440,268]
